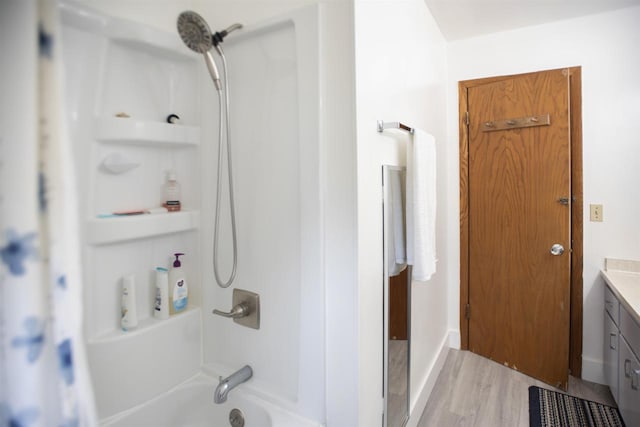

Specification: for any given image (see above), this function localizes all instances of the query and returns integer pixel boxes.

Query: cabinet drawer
[605,285,620,325]
[604,311,619,403]
[621,305,640,358]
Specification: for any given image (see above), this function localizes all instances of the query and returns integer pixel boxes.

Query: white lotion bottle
[169,253,188,315]
[154,267,170,320]
[121,275,138,331]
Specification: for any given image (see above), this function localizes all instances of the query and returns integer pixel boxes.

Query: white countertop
[601,258,640,324]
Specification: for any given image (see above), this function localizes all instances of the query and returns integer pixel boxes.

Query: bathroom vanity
[601,258,640,425]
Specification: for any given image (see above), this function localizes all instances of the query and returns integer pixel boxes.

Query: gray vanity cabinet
[619,304,640,425]
[605,284,640,425]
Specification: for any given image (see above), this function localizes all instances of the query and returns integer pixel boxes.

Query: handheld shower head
[177,11,221,90]
[177,11,212,54]
[177,14,243,288]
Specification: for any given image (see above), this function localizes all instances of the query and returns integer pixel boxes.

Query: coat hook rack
[482,113,550,132]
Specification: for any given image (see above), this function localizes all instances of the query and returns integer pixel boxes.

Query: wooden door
[465,69,572,389]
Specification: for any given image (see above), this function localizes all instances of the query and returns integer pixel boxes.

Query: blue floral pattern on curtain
[0,1,97,426]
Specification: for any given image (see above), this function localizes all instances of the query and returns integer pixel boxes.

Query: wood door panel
[389,267,408,340]
[467,69,571,388]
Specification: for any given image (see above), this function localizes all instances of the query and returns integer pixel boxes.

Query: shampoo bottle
[121,275,138,331]
[154,267,169,320]
[169,253,188,315]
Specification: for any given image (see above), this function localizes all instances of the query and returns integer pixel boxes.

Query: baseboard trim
[581,355,604,385]
[405,330,452,427]
[448,329,461,349]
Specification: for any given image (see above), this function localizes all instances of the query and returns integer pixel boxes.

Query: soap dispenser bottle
[169,253,188,315]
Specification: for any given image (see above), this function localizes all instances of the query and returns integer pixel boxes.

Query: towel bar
[377,120,414,134]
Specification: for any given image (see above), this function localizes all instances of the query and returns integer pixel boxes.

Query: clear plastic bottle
[163,170,181,212]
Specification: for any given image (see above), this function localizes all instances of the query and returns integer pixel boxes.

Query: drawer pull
[610,333,617,350]
[625,359,632,377]
[633,369,640,391]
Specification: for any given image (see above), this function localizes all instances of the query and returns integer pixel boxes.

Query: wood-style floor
[388,340,409,427]
[416,349,615,427]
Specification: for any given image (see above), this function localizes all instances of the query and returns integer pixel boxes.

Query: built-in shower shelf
[86,210,200,245]
[95,117,200,147]
[88,306,201,344]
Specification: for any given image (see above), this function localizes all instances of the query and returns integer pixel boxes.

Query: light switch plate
[590,204,603,222]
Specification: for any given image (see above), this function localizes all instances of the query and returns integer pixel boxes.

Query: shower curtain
[0,1,97,426]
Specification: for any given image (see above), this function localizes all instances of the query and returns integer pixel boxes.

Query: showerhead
[177,11,213,54]
[177,11,221,90]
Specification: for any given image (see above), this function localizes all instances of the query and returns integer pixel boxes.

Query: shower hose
[213,45,238,288]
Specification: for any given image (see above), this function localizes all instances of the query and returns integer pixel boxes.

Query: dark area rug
[529,386,625,427]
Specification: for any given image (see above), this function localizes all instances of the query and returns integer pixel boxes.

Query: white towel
[388,169,407,277]
[406,129,436,282]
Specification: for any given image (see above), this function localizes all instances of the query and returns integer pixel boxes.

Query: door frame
[458,67,583,377]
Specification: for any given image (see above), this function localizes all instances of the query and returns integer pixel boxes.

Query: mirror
[383,165,410,427]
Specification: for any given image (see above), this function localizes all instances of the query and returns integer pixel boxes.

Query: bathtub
[100,373,321,427]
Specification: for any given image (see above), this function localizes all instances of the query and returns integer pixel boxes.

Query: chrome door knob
[550,244,565,256]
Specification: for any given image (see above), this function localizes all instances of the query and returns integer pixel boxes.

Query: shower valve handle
[213,302,249,318]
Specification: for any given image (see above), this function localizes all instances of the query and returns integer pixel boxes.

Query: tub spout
[214,365,253,404]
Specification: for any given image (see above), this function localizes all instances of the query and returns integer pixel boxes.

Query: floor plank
[416,349,615,427]
[388,340,409,427]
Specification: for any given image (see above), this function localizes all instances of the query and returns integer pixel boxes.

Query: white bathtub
[100,373,321,427]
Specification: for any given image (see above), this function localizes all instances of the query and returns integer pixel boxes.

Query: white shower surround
[100,373,321,427]
[199,6,325,420]
[61,1,324,424]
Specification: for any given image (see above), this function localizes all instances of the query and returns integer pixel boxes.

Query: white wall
[446,5,640,384]
[354,1,449,425]
[319,3,359,424]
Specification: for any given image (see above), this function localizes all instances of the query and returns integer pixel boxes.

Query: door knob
[550,244,565,256]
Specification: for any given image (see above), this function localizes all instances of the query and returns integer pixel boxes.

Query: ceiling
[424,0,640,41]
